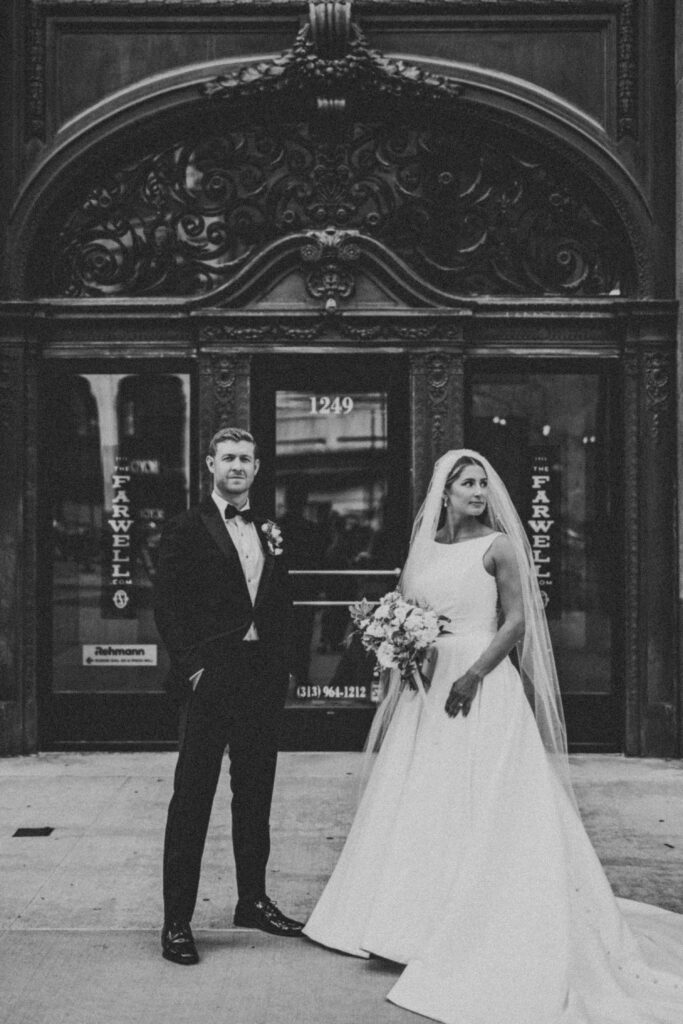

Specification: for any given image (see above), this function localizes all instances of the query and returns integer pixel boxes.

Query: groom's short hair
[208,427,259,459]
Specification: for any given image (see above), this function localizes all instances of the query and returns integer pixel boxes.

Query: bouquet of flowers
[349,590,447,695]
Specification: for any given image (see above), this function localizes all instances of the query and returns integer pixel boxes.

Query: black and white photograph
[1,2,683,1022]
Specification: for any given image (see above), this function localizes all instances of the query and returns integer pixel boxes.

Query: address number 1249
[309,395,354,415]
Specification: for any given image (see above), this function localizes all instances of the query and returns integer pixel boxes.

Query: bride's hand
[445,670,482,718]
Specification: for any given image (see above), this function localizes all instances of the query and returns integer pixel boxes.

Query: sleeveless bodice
[407,533,500,639]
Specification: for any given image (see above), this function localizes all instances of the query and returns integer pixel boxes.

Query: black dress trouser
[162,643,286,924]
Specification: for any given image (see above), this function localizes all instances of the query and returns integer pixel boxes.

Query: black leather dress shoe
[161,920,199,965]
[233,896,304,937]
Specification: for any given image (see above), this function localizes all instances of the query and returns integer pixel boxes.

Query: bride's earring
[442,496,448,508]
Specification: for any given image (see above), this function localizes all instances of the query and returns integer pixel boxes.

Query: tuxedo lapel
[254,518,275,611]
[199,498,273,609]
[199,497,242,572]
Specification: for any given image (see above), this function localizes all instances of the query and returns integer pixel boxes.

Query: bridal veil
[364,448,576,808]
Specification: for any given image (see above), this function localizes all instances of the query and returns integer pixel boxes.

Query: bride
[303,449,683,1024]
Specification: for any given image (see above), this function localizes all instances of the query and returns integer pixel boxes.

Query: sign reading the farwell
[527,449,561,618]
[101,456,136,619]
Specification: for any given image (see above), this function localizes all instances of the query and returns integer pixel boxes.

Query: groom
[154,426,303,965]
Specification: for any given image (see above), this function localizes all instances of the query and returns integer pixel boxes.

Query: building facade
[0,0,678,757]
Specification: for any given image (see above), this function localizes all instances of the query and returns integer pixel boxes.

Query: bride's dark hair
[439,454,493,529]
[444,454,486,488]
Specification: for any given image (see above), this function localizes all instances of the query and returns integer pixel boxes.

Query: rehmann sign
[83,645,157,666]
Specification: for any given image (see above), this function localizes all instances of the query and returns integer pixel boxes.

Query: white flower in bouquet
[393,606,410,626]
[410,615,441,646]
[366,620,388,640]
[377,640,400,669]
[349,591,448,694]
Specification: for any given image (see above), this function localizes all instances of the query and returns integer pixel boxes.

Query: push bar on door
[288,569,401,576]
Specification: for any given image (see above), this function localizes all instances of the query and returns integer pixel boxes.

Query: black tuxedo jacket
[154,494,294,703]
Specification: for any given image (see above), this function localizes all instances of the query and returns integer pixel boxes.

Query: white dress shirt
[211,490,265,640]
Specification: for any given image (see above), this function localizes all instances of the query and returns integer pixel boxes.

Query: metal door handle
[293,600,379,607]
[288,569,401,576]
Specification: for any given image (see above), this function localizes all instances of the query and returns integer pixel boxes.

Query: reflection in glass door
[277,389,396,707]
[41,365,194,744]
[252,356,410,749]
[467,363,619,750]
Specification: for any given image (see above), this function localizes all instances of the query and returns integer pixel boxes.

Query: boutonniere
[261,520,283,556]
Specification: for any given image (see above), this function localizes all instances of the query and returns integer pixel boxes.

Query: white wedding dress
[303,533,683,1024]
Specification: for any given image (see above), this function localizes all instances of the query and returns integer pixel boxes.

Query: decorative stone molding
[21,341,40,753]
[425,353,451,454]
[300,228,362,313]
[201,11,461,116]
[308,0,353,115]
[23,0,641,147]
[26,1,47,143]
[621,341,640,754]
[203,352,251,427]
[409,349,465,515]
[21,0,650,302]
[473,101,648,296]
[309,0,352,58]
[473,321,616,343]
[0,341,34,746]
[638,341,677,752]
[198,352,252,475]
[620,325,677,755]
[47,117,634,302]
[0,353,14,434]
[617,0,638,140]
[196,314,461,346]
[643,350,672,446]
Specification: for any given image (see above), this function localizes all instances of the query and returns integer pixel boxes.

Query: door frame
[250,351,412,750]
[37,356,198,749]
[464,354,624,752]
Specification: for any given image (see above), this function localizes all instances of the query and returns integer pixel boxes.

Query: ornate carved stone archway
[8,1,652,305]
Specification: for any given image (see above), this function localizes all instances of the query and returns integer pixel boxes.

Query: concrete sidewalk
[1,752,682,1024]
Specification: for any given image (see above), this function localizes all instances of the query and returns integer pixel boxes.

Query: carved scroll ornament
[410,349,465,508]
[47,117,632,304]
[199,352,251,457]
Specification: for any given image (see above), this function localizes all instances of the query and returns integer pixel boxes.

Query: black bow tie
[224,505,254,523]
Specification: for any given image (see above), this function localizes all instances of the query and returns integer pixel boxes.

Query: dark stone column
[639,340,678,755]
[409,348,465,519]
[623,310,678,756]
[622,337,641,756]
[0,334,38,755]
[198,328,252,498]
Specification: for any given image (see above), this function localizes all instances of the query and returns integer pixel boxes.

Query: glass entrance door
[252,355,410,749]
[40,361,195,745]
[466,361,620,751]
